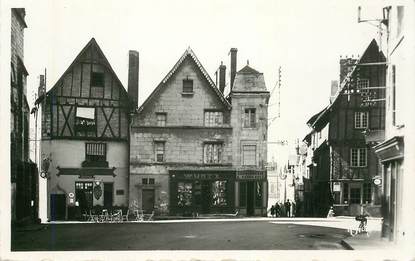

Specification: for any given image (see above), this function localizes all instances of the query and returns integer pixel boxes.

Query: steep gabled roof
[238,65,261,75]
[137,47,231,113]
[311,39,385,129]
[45,38,130,102]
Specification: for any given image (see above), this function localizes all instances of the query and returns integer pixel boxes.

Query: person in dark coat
[275,202,281,217]
[270,205,275,217]
[284,199,291,217]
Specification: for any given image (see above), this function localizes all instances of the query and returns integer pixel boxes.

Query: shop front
[169,170,236,216]
[235,170,267,216]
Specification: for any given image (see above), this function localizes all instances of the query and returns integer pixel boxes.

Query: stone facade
[130,48,269,216]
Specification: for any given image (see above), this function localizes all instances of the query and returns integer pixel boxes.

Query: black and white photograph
[1,0,415,260]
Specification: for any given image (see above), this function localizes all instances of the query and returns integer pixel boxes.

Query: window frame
[243,108,256,128]
[156,112,167,127]
[350,148,367,167]
[154,141,165,163]
[354,111,369,129]
[204,110,224,127]
[75,106,97,137]
[203,142,223,164]
[357,78,369,93]
[182,79,194,93]
[242,144,257,166]
[85,142,107,162]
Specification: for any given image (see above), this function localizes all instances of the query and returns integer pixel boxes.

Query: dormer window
[183,79,193,93]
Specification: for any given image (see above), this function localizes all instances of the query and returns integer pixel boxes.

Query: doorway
[75,182,93,213]
[142,189,155,213]
[246,181,255,216]
[104,183,113,209]
[50,194,66,220]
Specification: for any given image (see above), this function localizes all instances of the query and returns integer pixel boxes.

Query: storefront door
[75,182,93,212]
[142,189,155,213]
[246,181,255,216]
[201,181,211,214]
[104,183,113,209]
[50,194,66,220]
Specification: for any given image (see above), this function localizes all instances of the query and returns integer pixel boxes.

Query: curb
[340,239,354,250]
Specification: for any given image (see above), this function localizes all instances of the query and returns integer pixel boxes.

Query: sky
[12,0,384,163]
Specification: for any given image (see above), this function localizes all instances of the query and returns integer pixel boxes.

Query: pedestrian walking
[284,199,291,217]
[291,201,296,217]
[270,205,275,217]
[275,202,281,217]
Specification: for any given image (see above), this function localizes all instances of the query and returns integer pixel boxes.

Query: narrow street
[12,219,350,251]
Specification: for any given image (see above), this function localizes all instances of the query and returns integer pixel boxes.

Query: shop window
[204,111,223,127]
[333,191,341,204]
[239,182,247,207]
[91,72,105,87]
[75,107,96,137]
[351,148,367,167]
[177,182,192,207]
[255,182,263,207]
[212,181,227,206]
[156,113,166,127]
[154,142,165,162]
[244,108,256,128]
[85,143,106,162]
[183,79,193,93]
[363,183,372,204]
[343,183,349,204]
[204,143,223,164]
[354,111,369,129]
[242,145,256,166]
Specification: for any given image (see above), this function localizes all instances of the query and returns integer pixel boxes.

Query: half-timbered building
[40,38,135,220]
[305,39,386,217]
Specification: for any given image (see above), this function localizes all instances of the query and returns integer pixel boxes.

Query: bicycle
[348,214,370,237]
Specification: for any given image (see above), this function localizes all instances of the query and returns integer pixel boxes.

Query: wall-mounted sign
[373,178,382,186]
[236,170,266,180]
[333,182,341,192]
[68,192,75,198]
[94,184,102,200]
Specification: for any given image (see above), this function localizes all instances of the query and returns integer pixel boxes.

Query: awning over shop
[374,136,404,162]
[56,166,116,178]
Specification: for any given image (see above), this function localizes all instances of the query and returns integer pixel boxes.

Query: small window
[357,79,369,93]
[204,111,223,127]
[75,107,96,137]
[351,148,367,167]
[155,142,165,162]
[116,189,124,195]
[142,178,148,184]
[242,145,256,166]
[91,72,105,87]
[204,143,223,164]
[183,79,193,93]
[244,108,256,128]
[355,111,369,129]
[149,178,155,185]
[156,113,167,127]
[85,143,106,162]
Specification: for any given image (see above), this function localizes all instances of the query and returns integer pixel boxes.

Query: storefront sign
[373,177,382,186]
[333,182,341,192]
[236,171,266,180]
[183,173,221,180]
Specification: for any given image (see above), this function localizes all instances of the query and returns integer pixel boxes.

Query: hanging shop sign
[373,176,382,186]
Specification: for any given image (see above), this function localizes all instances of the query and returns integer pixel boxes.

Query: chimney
[229,48,237,90]
[330,80,339,102]
[218,61,226,93]
[339,56,357,83]
[128,50,139,109]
